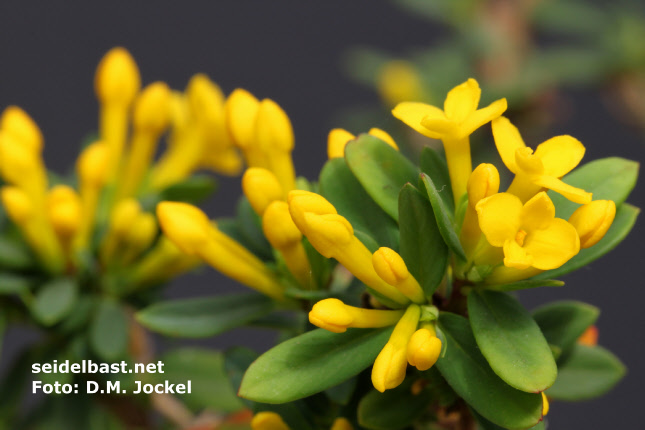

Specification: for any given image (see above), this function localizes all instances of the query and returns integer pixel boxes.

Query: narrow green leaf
[345,134,419,221]
[239,327,393,403]
[0,273,33,295]
[420,173,467,260]
[468,291,557,392]
[137,293,275,338]
[536,203,639,279]
[532,301,599,354]
[90,300,128,361]
[236,197,274,261]
[437,313,543,430]
[399,184,449,296]
[419,146,454,212]
[31,278,78,326]
[320,158,399,249]
[159,348,244,413]
[550,157,639,219]
[484,279,564,292]
[358,378,433,430]
[547,344,626,401]
[159,174,218,204]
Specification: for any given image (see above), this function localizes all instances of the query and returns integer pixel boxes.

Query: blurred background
[0,0,643,428]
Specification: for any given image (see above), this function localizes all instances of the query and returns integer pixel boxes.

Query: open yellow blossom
[372,247,425,304]
[393,79,506,204]
[407,327,442,371]
[568,200,616,249]
[492,116,592,204]
[309,298,405,333]
[0,106,43,154]
[288,190,409,306]
[372,305,420,392]
[476,192,580,270]
[251,412,290,430]
[157,201,286,301]
[327,127,398,159]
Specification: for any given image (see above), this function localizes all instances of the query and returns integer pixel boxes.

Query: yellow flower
[330,417,354,430]
[372,305,420,392]
[251,412,290,430]
[568,200,616,249]
[376,60,428,107]
[476,192,580,271]
[46,185,82,249]
[255,99,296,192]
[327,127,398,159]
[372,247,425,304]
[242,168,285,215]
[393,79,507,204]
[492,116,592,204]
[288,190,409,306]
[0,106,43,154]
[542,392,550,416]
[309,298,405,333]
[407,327,442,371]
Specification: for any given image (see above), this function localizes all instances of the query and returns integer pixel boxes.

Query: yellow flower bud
[542,392,549,416]
[372,247,425,304]
[0,131,44,189]
[256,98,296,192]
[287,190,337,228]
[226,88,260,150]
[156,201,212,255]
[377,60,426,107]
[372,305,421,392]
[331,417,354,430]
[251,411,290,430]
[327,128,355,159]
[94,47,141,106]
[467,163,500,209]
[301,213,354,256]
[0,106,43,154]
[111,199,142,236]
[186,73,225,130]
[367,128,398,150]
[309,298,405,333]
[77,141,110,188]
[406,328,442,371]
[130,236,201,287]
[262,201,301,249]
[47,185,82,239]
[568,200,616,249]
[133,82,172,134]
[1,186,33,224]
[242,168,284,216]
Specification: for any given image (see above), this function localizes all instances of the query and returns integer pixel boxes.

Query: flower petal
[392,102,445,139]
[460,98,508,139]
[524,218,580,270]
[534,175,592,204]
[534,135,585,177]
[521,192,555,232]
[444,78,481,123]
[490,115,523,174]
[503,239,533,270]
[420,115,458,138]
[476,193,522,247]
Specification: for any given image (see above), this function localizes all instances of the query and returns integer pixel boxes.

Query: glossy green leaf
[90,299,128,361]
[484,279,564,292]
[437,313,543,430]
[532,301,599,354]
[358,378,433,430]
[536,203,639,279]
[159,174,217,204]
[320,157,399,249]
[468,291,557,392]
[159,348,244,412]
[137,293,275,338]
[239,327,393,403]
[31,278,78,326]
[420,173,467,260]
[0,273,33,295]
[547,344,625,401]
[419,146,454,211]
[345,134,419,221]
[236,197,273,261]
[550,157,638,219]
[399,184,448,296]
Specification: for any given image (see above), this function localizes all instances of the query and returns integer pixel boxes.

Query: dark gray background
[0,1,643,428]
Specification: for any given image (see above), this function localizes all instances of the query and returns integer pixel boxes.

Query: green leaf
[90,299,128,361]
[399,184,449,297]
[468,291,557,392]
[31,278,78,326]
[159,174,218,204]
[419,146,454,212]
[0,273,33,295]
[239,327,393,403]
[547,344,626,401]
[483,279,564,292]
[320,158,399,249]
[550,157,639,220]
[536,203,639,279]
[0,235,36,270]
[325,376,357,406]
[137,293,275,338]
[224,347,258,410]
[236,197,274,261]
[437,313,543,430]
[358,378,433,430]
[419,173,467,260]
[532,301,599,354]
[159,348,244,413]
[345,134,419,221]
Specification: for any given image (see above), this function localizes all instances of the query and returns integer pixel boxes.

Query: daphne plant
[140,78,639,430]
